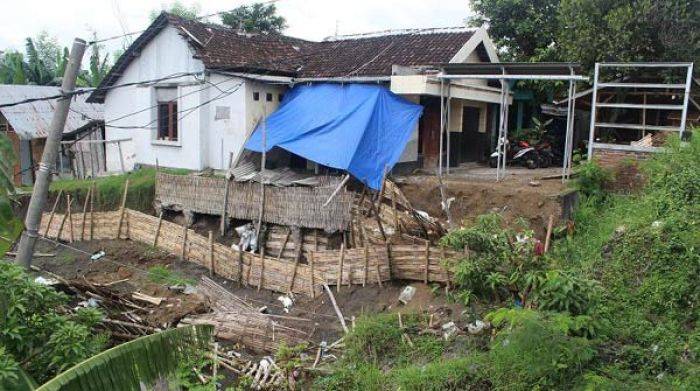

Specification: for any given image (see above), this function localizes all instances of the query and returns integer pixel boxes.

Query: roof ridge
[323,26,478,41]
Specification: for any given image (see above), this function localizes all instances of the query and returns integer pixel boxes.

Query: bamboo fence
[155,172,354,231]
[40,210,464,297]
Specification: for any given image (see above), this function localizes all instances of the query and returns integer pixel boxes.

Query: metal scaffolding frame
[437,63,588,181]
[587,62,694,159]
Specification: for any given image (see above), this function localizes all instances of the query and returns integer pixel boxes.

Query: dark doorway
[461,106,481,162]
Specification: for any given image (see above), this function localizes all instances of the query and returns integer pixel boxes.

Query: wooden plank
[43,190,63,237]
[89,182,95,240]
[276,227,291,260]
[287,228,302,293]
[544,215,554,253]
[309,252,316,298]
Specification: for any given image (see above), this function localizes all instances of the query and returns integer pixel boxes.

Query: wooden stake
[287,228,302,293]
[323,284,349,333]
[277,227,291,260]
[336,242,345,293]
[116,179,130,239]
[237,249,244,285]
[43,190,63,237]
[89,182,95,240]
[153,211,164,247]
[309,252,316,299]
[55,196,71,241]
[181,224,188,260]
[544,214,554,253]
[375,261,383,287]
[257,247,265,291]
[390,186,400,234]
[80,187,91,241]
[67,194,74,243]
[208,231,215,276]
[424,241,430,284]
[363,245,369,287]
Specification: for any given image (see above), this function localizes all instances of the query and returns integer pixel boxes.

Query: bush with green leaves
[574,160,612,200]
[486,309,595,390]
[0,262,106,385]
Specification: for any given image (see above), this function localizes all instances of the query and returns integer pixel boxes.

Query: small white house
[89,13,504,173]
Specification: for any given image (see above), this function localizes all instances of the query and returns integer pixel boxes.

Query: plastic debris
[183,285,197,295]
[398,285,417,305]
[235,223,258,252]
[442,321,458,340]
[76,298,100,309]
[277,295,294,313]
[34,276,59,286]
[467,319,490,335]
[90,250,106,261]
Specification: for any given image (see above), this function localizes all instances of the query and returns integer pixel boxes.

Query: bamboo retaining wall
[40,209,464,297]
[155,172,354,231]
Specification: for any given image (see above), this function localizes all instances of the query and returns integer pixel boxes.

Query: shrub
[0,262,106,383]
[574,160,612,200]
[486,309,595,390]
[392,356,487,391]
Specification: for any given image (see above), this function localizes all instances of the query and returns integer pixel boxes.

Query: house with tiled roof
[90,12,505,173]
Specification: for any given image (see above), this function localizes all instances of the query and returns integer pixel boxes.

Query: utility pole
[15,38,87,269]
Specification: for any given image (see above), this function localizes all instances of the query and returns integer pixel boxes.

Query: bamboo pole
[309,252,316,299]
[424,241,430,284]
[80,186,91,241]
[67,194,74,243]
[181,224,188,260]
[43,190,63,237]
[390,187,400,234]
[375,261,383,287]
[323,284,349,334]
[237,249,244,285]
[55,195,71,241]
[363,244,369,287]
[258,247,265,291]
[544,215,554,253]
[153,211,164,247]
[336,242,345,293]
[116,179,130,239]
[89,182,95,240]
[276,227,291,260]
[287,228,302,293]
[208,231,215,276]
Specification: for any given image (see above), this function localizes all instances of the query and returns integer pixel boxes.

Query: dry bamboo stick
[544,215,554,253]
[67,194,74,243]
[44,190,63,237]
[237,249,244,285]
[116,179,130,239]
[323,284,349,333]
[276,227,291,260]
[89,182,95,240]
[181,224,188,261]
[390,187,400,234]
[153,211,164,247]
[208,231,215,276]
[309,252,316,298]
[363,244,369,287]
[375,261,383,287]
[424,241,430,284]
[80,187,91,241]
[287,228,302,293]
[336,242,345,293]
[258,247,265,291]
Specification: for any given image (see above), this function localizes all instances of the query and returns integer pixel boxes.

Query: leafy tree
[469,0,700,72]
[0,51,28,84]
[77,33,111,87]
[221,2,287,34]
[0,133,21,257]
[149,0,202,21]
[468,0,560,62]
[25,32,67,86]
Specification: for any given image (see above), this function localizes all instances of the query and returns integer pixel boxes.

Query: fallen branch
[323,284,349,334]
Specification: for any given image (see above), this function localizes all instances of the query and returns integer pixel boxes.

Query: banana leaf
[36,325,213,391]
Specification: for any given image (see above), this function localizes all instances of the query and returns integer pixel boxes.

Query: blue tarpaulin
[245,83,423,189]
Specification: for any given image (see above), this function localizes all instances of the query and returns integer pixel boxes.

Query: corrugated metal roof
[0,85,103,140]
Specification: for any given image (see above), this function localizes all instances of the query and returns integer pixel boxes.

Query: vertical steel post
[679,63,694,139]
[438,78,444,176]
[587,63,600,161]
[15,39,86,269]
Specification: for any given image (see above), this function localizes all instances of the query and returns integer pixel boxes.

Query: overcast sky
[0,0,474,53]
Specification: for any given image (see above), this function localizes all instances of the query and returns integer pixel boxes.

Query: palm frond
[36,325,213,391]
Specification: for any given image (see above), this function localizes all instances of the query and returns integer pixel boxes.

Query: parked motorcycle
[489,139,539,169]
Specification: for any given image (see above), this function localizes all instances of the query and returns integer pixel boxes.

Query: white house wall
[398,94,420,163]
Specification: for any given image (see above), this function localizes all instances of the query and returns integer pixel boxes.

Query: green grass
[146,265,196,287]
[46,167,189,213]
